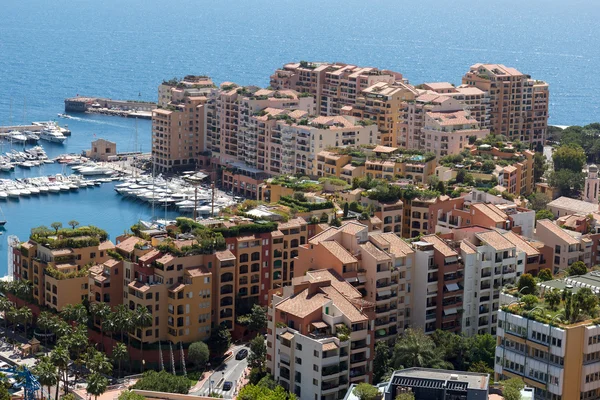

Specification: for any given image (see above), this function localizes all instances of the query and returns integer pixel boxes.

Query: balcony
[322,365,340,376]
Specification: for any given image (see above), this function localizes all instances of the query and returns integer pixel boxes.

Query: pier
[64,96,156,119]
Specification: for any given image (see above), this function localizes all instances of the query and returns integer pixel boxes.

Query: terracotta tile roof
[472,203,508,224]
[276,290,329,318]
[503,165,517,173]
[340,221,368,235]
[155,253,175,265]
[373,145,397,154]
[320,241,358,264]
[168,283,185,292]
[128,281,150,293]
[421,235,457,257]
[309,228,339,245]
[103,259,120,267]
[476,231,515,251]
[537,219,580,245]
[139,249,160,263]
[322,342,338,351]
[98,240,115,251]
[460,241,476,255]
[369,233,414,257]
[21,242,34,249]
[174,240,196,249]
[216,250,236,261]
[277,218,307,230]
[502,231,540,256]
[305,269,362,299]
[271,230,284,237]
[116,236,142,253]
[51,249,73,256]
[359,242,391,262]
[426,110,478,126]
[548,197,599,215]
[320,286,367,323]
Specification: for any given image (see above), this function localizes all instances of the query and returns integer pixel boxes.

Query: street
[191,344,249,399]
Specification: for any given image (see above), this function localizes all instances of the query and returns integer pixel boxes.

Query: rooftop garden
[352,176,440,203]
[270,175,323,192]
[278,195,334,212]
[45,264,90,280]
[503,265,600,326]
[30,224,108,250]
[318,176,350,189]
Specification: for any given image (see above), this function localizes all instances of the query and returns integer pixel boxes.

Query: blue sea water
[0,0,599,272]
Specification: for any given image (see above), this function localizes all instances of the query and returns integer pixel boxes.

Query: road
[191,344,249,399]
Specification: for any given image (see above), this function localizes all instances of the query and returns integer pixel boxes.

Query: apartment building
[362,146,437,185]
[421,110,488,158]
[157,75,214,108]
[270,62,403,116]
[495,272,600,399]
[152,95,209,173]
[267,269,376,400]
[470,145,535,196]
[89,258,123,309]
[462,63,549,145]
[429,190,535,238]
[535,219,593,274]
[411,235,463,334]
[13,229,114,312]
[316,151,352,179]
[421,83,491,130]
[547,196,600,219]
[295,221,414,342]
[403,93,465,150]
[341,81,418,147]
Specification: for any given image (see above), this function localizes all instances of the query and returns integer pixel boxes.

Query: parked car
[235,349,248,360]
[223,381,233,391]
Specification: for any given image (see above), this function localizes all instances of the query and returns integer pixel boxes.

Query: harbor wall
[65,96,156,113]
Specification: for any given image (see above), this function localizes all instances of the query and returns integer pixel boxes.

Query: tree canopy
[132,370,191,394]
[188,342,209,370]
[568,261,587,276]
[352,383,380,400]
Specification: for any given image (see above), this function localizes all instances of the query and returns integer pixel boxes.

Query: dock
[64,96,156,119]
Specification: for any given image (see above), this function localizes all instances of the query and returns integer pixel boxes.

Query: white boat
[28,187,40,195]
[20,188,31,196]
[19,161,35,168]
[59,184,70,191]
[40,127,67,143]
[78,166,113,176]
[48,185,60,193]
[7,189,20,198]
[7,131,27,144]
[68,184,78,190]
[0,192,7,200]
[38,186,49,193]
[0,164,13,172]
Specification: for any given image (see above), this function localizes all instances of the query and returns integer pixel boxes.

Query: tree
[373,341,390,384]
[51,222,63,234]
[517,273,536,295]
[248,336,266,369]
[118,391,146,400]
[132,370,192,394]
[568,261,587,276]
[17,306,32,338]
[436,180,446,195]
[90,302,111,350]
[548,169,585,197]
[521,294,539,310]
[238,383,297,400]
[544,289,562,310]
[538,268,553,282]
[37,311,55,352]
[134,305,153,371]
[34,356,57,400]
[455,169,466,184]
[552,144,586,172]
[87,372,109,400]
[50,345,70,398]
[0,297,12,332]
[395,393,415,400]
[535,209,554,221]
[88,350,113,376]
[392,328,448,369]
[343,202,349,217]
[208,324,231,357]
[466,333,496,369]
[247,304,267,334]
[353,383,380,400]
[187,342,209,371]
[528,192,551,212]
[533,153,547,183]
[112,343,128,379]
[502,378,525,400]
[61,303,88,325]
[573,287,599,316]
[68,220,80,230]
[468,360,493,375]
[0,383,8,400]
[431,329,468,371]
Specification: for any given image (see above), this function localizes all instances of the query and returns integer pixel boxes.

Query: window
[313,365,319,372]
[314,350,319,357]
[295,343,302,351]
[295,357,302,365]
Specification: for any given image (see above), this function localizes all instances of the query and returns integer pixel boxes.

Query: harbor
[64,96,155,119]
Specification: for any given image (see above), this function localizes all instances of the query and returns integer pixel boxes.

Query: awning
[346,277,358,283]
[312,321,328,329]
[378,289,392,297]
[445,283,460,292]
[446,256,458,263]
[358,275,367,283]
[443,308,457,316]
[280,332,294,341]
[322,342,338,351]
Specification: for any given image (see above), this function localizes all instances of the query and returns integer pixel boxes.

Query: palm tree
[50,345,70,398]
[61,304,87,325]
[134,306,153,371]
[87,372,108,400]
[88,350,112,376]
[37,312,55,353]
[392,328,449,369]
[0,297,13,332]
[90,303,111,350]
[34,356,57,399]
[112,343,127,378]
[18,306,33,338]
[7,306,18,335]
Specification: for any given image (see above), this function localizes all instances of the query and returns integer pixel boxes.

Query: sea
[0,0,599,273]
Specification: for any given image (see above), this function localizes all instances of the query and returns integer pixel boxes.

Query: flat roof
[548,196,599,214]
[390,368,489,391]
